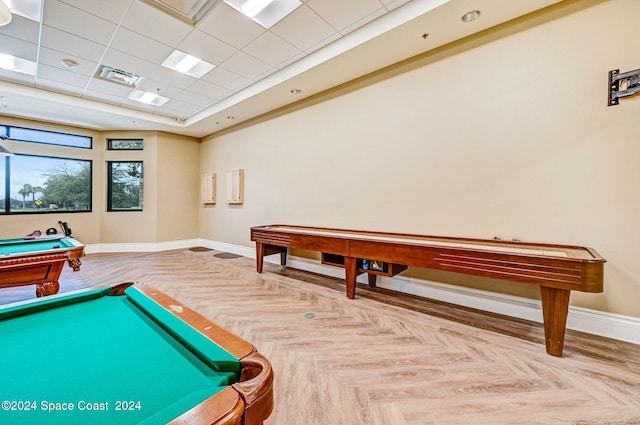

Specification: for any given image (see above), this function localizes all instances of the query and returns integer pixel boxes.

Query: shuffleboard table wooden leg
[540,286,571,357]
[345,256,357,299]
[256,243,264,273]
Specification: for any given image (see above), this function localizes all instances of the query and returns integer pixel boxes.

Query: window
[2,154,92,214]
[107,139,144,150]
[107,161,143,211]
[2,125,92,149]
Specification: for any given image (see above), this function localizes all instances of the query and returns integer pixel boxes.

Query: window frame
[1,124,92,149]
[107,138,144,151]
[2,153,93,214]
[106,160,144,212]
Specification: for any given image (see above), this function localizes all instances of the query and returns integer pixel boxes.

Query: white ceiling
[0,0,563,138]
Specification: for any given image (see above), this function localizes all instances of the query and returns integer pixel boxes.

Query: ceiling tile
[243,32,301,67]
[37,63,91,88]
[173,89,219,107]
[307,0,384,31]
[83,89,127,105]
[177,29,237,67]
[185,79,232,101]
[38,47,98,77]
[340,8,386,36]
[40,26,107,63]
[158,98,202,117]
[201,66,250,91]
[58,0,132,24]
[110,28,174,64]
[271,5,336,51]
[196,2,265,49]
[43,0,118,46]
[0,34,37,61]
[146,65,198,90]
[0,14,40,43]
[121,1,194,47]
[136,78,183,99]
[36,77,86,95]
[219,51,272,80]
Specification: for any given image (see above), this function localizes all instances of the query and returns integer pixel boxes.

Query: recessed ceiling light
[62,59,78,68]
[223,0,301,28]
[290,88,301,94]
[161,50,215,78]
[128,89,169,106]
[461,10,481,23]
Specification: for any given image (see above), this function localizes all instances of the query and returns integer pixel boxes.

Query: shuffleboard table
[0,282,273,425]
[251,225,605,357]
[0,236,85,297]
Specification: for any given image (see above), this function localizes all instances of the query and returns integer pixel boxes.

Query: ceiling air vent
[95,65,144,87]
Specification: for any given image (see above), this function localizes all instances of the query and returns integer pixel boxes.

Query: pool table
[0,236,85,297]
[0,282,274,425]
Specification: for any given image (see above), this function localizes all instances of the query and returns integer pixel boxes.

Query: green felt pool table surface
[0,236,83,255]
[0,283,274,425]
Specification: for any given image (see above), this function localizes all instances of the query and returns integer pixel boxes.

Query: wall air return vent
[95,65,144,88]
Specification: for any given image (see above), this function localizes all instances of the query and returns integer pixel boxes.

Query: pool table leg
[540,286,571,357]
[67,258,82,271]
[36,281,60,297]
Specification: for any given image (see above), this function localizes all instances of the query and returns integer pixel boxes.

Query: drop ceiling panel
[0,33,37,60]
[243,31,301,67]
[37,63,91,88]
[38,48,97,77]
[122,1,193,47]
[110,28,174,64]
[307,0,384,32]
[271,5,337,51]
[40,26,107,62]
[177,29,237,66]
[0,14,39,42]
[36,77,86,95]
[43,0,118,45]
[220,50,272,80]
[58,0,133,24]
[173,88,218,107]
[186,79,232,101]
[201,66,250,91]
[196,2,266,49]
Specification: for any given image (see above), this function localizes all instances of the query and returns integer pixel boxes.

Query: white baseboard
[84,239,640,346]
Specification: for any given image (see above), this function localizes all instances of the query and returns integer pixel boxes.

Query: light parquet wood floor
[9,249,640,425]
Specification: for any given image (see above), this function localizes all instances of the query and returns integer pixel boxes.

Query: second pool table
[0,236,85,297]
[0,282,274,425]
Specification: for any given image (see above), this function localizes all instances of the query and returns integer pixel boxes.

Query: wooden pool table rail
[128,282,274,425]
[250,225,605,357]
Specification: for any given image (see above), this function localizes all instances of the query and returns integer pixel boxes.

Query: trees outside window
[107,161,143,211]
[3,155,91,213]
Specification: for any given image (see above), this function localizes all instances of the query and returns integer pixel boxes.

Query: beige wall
[199,0,640,318]
[0,119,200,244]
[156,131,200,242]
